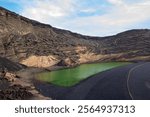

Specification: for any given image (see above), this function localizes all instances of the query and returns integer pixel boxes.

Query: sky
[0,0,150,36]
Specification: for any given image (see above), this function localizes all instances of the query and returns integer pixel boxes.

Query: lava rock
[0,84,33,100]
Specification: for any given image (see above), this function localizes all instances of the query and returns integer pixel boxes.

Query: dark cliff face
[0,57,25,71]
[100,29,150,61]
[0,7,150,67]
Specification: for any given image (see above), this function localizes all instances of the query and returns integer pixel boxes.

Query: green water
[37,62,131,87]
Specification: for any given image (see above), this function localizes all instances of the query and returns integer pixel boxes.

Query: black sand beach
[34,62,150,100]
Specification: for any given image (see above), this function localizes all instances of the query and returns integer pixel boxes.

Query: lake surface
[37,62,131,87]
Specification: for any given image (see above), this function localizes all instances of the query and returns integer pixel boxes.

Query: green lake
[37,62,131,87]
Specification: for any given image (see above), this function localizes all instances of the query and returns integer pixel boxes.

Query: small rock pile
[0,68,18,82]
[0,84,33,100]
[0,68,33,100]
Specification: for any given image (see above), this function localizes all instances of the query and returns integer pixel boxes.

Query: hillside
[0,6,150,68]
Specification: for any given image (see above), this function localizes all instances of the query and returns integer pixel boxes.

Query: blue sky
[0,0,22,12]
[0,0,150,36]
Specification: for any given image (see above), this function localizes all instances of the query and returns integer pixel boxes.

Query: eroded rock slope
[0,7,150,67]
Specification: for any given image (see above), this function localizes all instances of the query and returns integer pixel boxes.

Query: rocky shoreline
[0,65,50,100]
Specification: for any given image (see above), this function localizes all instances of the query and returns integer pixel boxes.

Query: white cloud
[22,0,75,18]
[59,0,150,36]
[19,0,77,28]
[12,0,150,36]
[79,8,97,14]
[107,0,123,5]
[101,1,150,26]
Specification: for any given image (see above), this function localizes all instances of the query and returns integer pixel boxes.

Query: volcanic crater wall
[0,7,150,68]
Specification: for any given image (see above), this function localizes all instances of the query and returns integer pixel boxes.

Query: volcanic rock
[0,6,150,68]
[0,84,33,100]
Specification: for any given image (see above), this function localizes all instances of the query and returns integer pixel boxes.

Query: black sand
[34,62,150,100]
